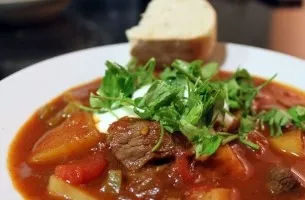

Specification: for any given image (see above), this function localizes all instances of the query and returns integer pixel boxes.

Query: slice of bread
[126,0,217,66]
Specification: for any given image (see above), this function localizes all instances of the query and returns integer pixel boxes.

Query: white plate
[0,42,304,199]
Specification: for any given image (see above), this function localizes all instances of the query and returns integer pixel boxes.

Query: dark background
[0,0,302,80]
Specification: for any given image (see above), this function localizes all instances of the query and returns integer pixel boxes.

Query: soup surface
[8,69,305,200]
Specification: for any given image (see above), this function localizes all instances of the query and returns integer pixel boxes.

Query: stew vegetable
[8,59,305,200]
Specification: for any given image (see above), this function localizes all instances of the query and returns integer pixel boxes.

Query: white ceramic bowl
[0,43,304,199]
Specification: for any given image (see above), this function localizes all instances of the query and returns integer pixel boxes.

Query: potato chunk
[186,187,232,200]
[29,112,102,163]
[212,145,246,178]
[48,175,97,200]
[269,129,304,158]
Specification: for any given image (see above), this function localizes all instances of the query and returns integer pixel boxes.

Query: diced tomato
[54,153,107,184]
[174,155,195,184]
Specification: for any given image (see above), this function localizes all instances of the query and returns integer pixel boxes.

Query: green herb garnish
[258,109,291,136]
[238,116,259,150]
[258,106,305,137]
[224,69,276,115]
[288,106,305,130]
[152,124,165,152]
[88,59,156,112]
[82,58,288,157]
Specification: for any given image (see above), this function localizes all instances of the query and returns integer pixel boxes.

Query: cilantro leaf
[224,69,276,115]
[239,116,255,135]
[161,59,204,88]
[258,109,291,136]
[172,60,202,83]
[134,80,182,119]
[153,106,181,133]
[88,59,156,112]
[194,81,224,125]
[182,94,203,125]
[257,106,305,137]
[288,106,305,130]
[223,69,256,112]
[126,57,138,72]
[234,69,254,87]
[201,62,219,79]
[133,58,156,88]
[238,116,260,150]
[179,119,200,142]
[159,67,187,88]
[224,79,241,109]
[179,119,222,156]
[89,93,105,109]
[195,135,222,156]
[96,61,135,109]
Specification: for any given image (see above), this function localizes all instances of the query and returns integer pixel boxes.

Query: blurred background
[0,0,304,80]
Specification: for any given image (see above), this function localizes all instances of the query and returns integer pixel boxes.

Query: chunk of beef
[107,117,191,170]
[253,86,305,112]
[267,166,299,195]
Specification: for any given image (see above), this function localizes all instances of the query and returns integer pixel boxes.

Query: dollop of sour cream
[93,84,151,133]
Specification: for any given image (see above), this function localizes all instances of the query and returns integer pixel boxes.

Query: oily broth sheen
[8,79,101,199]
[8,71,305,200]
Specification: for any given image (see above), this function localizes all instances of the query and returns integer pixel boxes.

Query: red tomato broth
[7,72,305,199]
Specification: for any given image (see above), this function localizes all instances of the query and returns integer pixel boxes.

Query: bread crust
[128,5,217,67]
